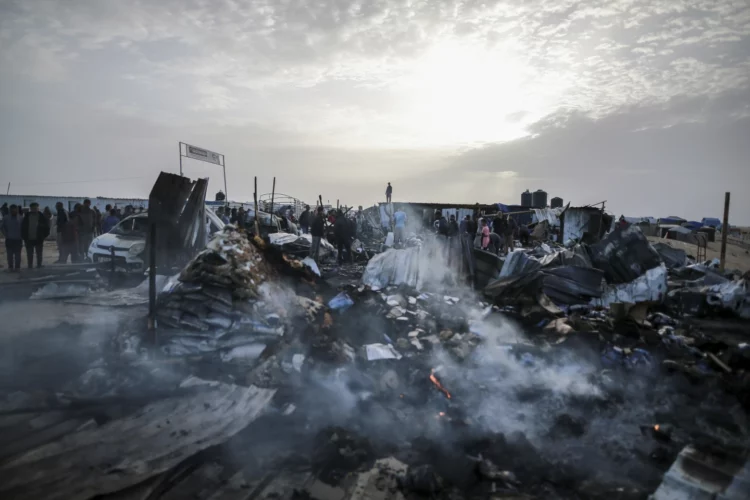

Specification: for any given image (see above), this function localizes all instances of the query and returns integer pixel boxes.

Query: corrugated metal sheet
[650,445,750,500]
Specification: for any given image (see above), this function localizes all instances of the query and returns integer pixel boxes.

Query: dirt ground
[0,240,65,282]
[647,235,750,273]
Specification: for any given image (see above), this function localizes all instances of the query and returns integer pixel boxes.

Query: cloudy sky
[1,0,749,221]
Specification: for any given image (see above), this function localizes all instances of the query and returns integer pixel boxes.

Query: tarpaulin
[651,242,687,269]
[589,226,662,284]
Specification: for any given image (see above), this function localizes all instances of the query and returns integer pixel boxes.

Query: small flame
[654,425,660,431]
[429,369,451,399]
[438,412,446,417]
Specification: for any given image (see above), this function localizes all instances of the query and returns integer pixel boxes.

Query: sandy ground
[0,240,61,268]
[646,236,750,273]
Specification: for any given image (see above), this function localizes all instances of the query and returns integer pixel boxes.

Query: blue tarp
[496,203,511,213]
[682,221,702,230]
[660,217,686,225]
[701,218,721,228]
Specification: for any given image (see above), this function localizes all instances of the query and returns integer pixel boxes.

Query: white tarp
[361,240,457,291]
[594,264,668,307]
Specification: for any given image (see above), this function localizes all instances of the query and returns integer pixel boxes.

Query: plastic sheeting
[590,225,662,284]
[361,248,421,290]
[652,242,687,269]
[532,208,564,227]
[594,264,668,307]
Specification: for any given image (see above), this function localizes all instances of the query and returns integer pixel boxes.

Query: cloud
[0,0,748,219]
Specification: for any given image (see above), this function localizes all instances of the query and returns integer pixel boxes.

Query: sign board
[184,144,222,166]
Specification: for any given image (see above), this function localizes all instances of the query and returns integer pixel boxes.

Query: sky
[1,0,749,222]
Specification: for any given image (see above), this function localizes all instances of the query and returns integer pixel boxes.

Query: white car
[88,210,225,272]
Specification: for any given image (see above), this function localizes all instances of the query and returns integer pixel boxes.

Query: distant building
[550,197,563,209]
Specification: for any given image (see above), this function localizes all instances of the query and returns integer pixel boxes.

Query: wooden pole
[253,177,259,235]
[719,192,730,272]
[147,223,157,342]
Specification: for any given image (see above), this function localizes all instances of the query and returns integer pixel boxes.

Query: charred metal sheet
[147,172,209,269]
[0,380,275,500]
[541,266,604,305]
[650,445,750,500]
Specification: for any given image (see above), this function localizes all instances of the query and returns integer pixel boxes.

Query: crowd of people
[428,209,532,256]
[0,200,142,271]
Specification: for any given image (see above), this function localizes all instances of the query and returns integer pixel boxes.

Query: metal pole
[178,142,183,176]
[719,192,730,272]
[5,182,9,195]
[270,177,276,216]
[222,157,228,206]
[109,246,116,290]
[148,223,157,341]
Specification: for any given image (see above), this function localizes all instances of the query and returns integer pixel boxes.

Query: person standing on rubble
[77,199,95,260]
[299,205,311,234]
[519,224,530,247]
[1,204,23,272]
[310,206,325,261]
[480,219,491,250]
[21,202,50,269]
[334,210,351,264]
[393,207,407,247]
[504,214,517,255]
[385,182,392,204]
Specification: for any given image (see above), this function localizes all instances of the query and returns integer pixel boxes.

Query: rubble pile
[2,221,750,500]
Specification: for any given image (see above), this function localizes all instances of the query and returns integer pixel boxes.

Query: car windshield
[110,216,148,236]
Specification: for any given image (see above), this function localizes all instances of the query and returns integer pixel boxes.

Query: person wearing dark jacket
[21,202,50,268]
[385,182,392,203]
[334,211,351,264]
[492,215,506,236]
[1,204,23,271]
[0,202,8,218]
[54,202,69,263]
[309,207,325,261]
[299,206,311,234]
[447,215,459,237]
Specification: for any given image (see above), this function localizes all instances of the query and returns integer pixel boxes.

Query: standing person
[43,206,52,222]
[54,202,69,263]
[385,182,392,204]
[1,204,23,271]
[0,202,8,218]
[77,199,95,259]
[504,215,516,255]
[309,206,325,261]
[492,213,506,237]
[102,209,120,233]
[393,208,407,247]
[67,204,83,263]
[447,215,459,237]
[21,202,50,269]
[299,205,311,234]
[519,224,530,247]
[334,211,351,264]
[93,206,103,236]
[480,219,491,251]
[459,215,469,234]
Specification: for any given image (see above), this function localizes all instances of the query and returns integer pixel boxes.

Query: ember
[429,369,451,400]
